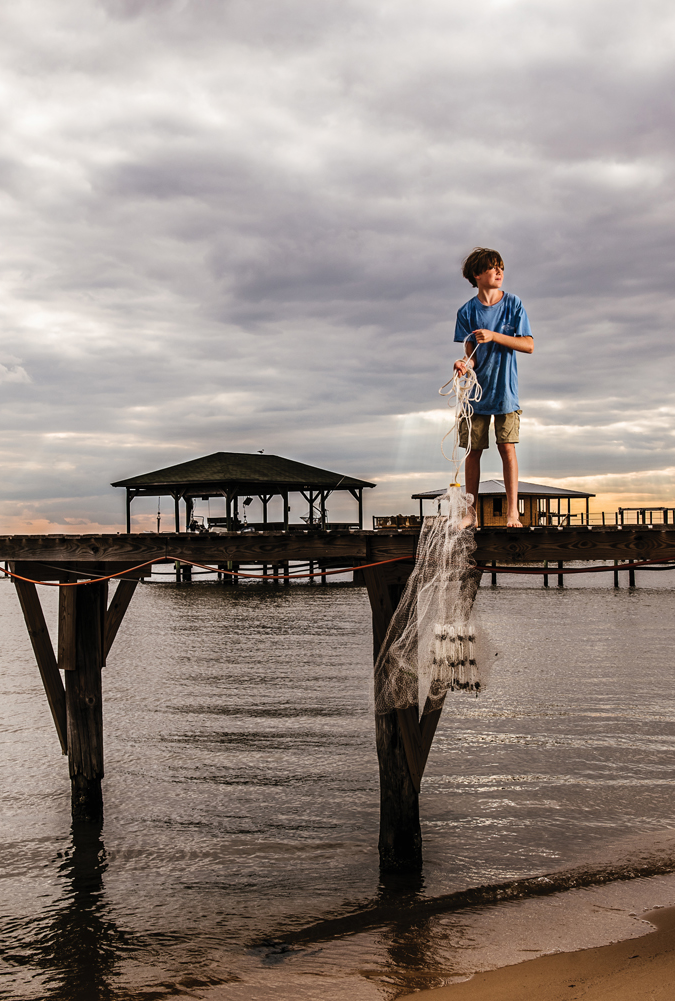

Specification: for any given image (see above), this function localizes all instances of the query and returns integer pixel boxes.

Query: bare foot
[506,516,523,528]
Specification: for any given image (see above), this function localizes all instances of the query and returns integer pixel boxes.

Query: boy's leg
[497,442,522,527]
[459,414,489,527]
[464,449,482,523]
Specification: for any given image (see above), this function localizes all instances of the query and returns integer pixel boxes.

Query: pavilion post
[349,487,364,529]
[185,497,194,532]
[126,489,132,534]
[320,491,327,530]
[66,581,106,822]
[283,491,289,532]
[173,494,180,532]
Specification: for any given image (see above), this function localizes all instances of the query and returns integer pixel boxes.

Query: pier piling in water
[66,582,106,822]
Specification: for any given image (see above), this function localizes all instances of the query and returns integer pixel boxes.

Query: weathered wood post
[363,564,421,871]
[66,582,106,822]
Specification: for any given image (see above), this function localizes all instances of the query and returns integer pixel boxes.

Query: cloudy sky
[0,0,673,531]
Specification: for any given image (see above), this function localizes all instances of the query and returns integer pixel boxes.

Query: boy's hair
[462,247,504,288]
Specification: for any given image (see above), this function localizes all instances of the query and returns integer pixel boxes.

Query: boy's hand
[454,359,468,375]
[473,328,494,343]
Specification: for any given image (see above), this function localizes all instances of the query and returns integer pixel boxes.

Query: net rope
[374,341,488,715]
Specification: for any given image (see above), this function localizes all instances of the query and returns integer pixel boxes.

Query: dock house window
[493,498,503,516]
[518,498,525,515]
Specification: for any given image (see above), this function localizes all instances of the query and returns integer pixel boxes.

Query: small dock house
[412,479,595,527]
[112,452,375,532]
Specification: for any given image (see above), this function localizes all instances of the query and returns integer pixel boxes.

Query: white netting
[374,487,485,715]
[374,349,488,717]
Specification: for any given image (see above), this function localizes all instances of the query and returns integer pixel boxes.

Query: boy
[453,248,533,528]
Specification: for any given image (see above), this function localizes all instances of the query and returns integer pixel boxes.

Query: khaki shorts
[458,410,521,451]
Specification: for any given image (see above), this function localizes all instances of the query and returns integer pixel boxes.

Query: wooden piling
[363,564,421,871]
[66,582,106,822]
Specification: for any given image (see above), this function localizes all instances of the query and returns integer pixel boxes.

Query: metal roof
[412,479,595,500]
[112,452,376,493]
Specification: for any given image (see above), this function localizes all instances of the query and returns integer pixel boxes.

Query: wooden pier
[5,525,675,869]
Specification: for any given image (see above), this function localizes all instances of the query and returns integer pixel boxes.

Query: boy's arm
[472,329,534,353]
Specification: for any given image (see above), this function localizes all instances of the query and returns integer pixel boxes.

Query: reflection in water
[377,870,437,993]
[1,823,125,1001]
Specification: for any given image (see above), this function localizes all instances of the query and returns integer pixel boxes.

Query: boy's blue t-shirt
[453,292,532,415]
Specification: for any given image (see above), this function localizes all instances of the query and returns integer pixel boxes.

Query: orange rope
[0,555,413,587]
[2,553,672,587]
[0,559,159,586]
[176,555,412,580]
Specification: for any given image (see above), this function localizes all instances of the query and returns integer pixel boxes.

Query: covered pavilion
[412,479,595,527]
[112,452,376,533]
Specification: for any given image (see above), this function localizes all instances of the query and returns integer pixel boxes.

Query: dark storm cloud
[0,0,673,528]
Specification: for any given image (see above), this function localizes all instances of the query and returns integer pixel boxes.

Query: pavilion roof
[112,452,376,494]
[411,479,595,500]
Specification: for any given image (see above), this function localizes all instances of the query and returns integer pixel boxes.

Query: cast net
[374,347,488,716]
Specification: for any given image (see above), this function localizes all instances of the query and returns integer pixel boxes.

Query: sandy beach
[401,905,675,1000]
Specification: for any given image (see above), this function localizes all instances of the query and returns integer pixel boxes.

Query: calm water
[1,566,675,999]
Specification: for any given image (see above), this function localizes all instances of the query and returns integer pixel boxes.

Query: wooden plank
[473,527,675,562]
[13,577,67,754]
[58,587,77,671]
[0,532,370,564]
[66,581,105,821]
[104,579,138,659]
[362,565,395,652]
[419,703,445,767]
[395,707,424,793]
[1,526,673,566]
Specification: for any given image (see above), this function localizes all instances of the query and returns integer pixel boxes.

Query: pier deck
[3,523,675,567]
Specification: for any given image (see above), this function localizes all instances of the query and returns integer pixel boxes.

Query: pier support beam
[66,582,106,822]
[13,577,67,754]
[363,564,421,871]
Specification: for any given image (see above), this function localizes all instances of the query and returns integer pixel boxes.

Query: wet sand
[400,905,675,1000]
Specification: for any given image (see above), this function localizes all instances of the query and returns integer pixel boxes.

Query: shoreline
[399,905,675,1000]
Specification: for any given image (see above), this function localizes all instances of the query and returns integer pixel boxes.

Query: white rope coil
[439,339,482,487]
